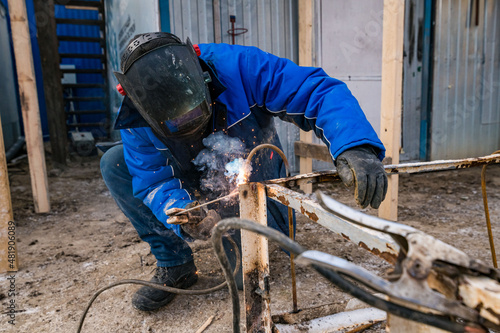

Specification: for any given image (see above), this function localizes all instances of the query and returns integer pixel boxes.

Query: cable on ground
[76,236,240,333]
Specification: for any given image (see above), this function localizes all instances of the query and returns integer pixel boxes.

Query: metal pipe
[239,183,272,332]
[288,206,298,313]
[5,136,25,162]
[481,150,500,268]
[245,143,291,174]
[267,153,500,188]
[266,184,399,264]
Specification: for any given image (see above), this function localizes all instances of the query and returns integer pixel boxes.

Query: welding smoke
[193,132,252,202]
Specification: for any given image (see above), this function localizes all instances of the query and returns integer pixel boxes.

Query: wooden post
[8,0,50,213]
[378,0,404,222]
[212,0,222,43]
[298,0,314,193]
[379,1,441,332]
[0,116,17,273]
[33,0,68,167]
[239,183,272,332]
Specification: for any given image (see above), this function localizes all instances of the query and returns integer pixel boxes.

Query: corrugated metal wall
[0,1,21,151]
[168,0,300,172]
[431,0,500,159]
[317,0,384,168]
[105,0,160,140]
[0,0,50,140]
[402,0,424,161]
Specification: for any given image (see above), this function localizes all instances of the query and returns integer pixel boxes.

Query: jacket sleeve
[240,47,385,161]
[121,127,195,239]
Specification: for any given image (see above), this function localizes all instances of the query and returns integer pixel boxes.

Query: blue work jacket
[114,43,385,239]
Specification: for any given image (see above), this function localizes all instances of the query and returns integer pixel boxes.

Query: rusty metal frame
[238,154,500,332]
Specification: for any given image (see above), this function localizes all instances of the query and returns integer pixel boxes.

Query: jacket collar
[114,58,226,130]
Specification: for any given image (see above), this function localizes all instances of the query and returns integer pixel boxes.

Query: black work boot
[132,260,198,311]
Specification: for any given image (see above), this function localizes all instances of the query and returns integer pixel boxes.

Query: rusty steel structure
[237,153,500,332]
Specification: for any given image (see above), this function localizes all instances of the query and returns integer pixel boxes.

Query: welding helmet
[114,32,212,139]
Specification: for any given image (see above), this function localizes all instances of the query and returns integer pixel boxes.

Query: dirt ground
[1,152,499,333]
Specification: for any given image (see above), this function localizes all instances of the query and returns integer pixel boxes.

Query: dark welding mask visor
[114,43,211,138]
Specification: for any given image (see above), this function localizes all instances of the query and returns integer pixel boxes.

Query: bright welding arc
[174,143,290,216]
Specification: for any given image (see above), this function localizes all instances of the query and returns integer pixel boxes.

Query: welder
[100,32,387,312]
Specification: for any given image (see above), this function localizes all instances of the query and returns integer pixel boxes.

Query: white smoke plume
[192,132,252,201]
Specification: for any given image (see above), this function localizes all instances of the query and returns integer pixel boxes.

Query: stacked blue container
[55,0,108,138]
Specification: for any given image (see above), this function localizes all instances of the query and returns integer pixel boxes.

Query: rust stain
[341,233,350,241]
[298,206,319,222]
[359,241,397,264]
[386,243,397,251]
[244,268,268,331]
[273,195,290,206]
[305,211,318,222]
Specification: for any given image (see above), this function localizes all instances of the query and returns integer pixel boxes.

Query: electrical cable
[481,150,500,268]
[76,236,240,333]
[211,218,477,333]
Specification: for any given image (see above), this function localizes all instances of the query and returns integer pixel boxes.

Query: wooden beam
[33,0,68,167]
[378,1,441,332]
[212,0,222,43]
[298,0,314,193]
[0,116,17,273]
[8,0,50,213]
[294,141,333,163]
[378,0,404,222]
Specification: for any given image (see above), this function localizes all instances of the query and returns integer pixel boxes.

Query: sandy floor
[1,153,499,333]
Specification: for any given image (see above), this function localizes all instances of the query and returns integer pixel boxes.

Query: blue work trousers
[100,145,194,267]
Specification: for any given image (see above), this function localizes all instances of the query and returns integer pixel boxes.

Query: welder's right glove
[180,210,221,241]
[335,145,388,209]
[166,202,221,241]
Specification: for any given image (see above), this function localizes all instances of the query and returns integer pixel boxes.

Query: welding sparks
[193,132,249,201]
[225,158,252,185]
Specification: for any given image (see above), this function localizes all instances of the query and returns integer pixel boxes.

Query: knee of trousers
[100,144,129,184]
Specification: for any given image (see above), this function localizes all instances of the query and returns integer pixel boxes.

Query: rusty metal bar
[239,183,272,332]
[288,206,298,313]
[267,153,500,188]
[266,184,399,264]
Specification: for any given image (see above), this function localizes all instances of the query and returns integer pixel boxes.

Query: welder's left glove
[335,145,387,209]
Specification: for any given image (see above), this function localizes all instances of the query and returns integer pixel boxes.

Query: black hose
[211,218,469,333]
[5,136,24,162]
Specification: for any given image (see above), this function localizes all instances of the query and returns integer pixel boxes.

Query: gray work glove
[335,145,388,209]
[166,202,221,240]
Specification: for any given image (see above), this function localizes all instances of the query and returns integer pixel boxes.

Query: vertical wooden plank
[378,0,404,222]
[378,1,442,332]
[298,0,313,193]
[33,0,68,167]
[212,0,222,43]
[239,182,272,333]
[7,0,50,213]
[0,116,17,273]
